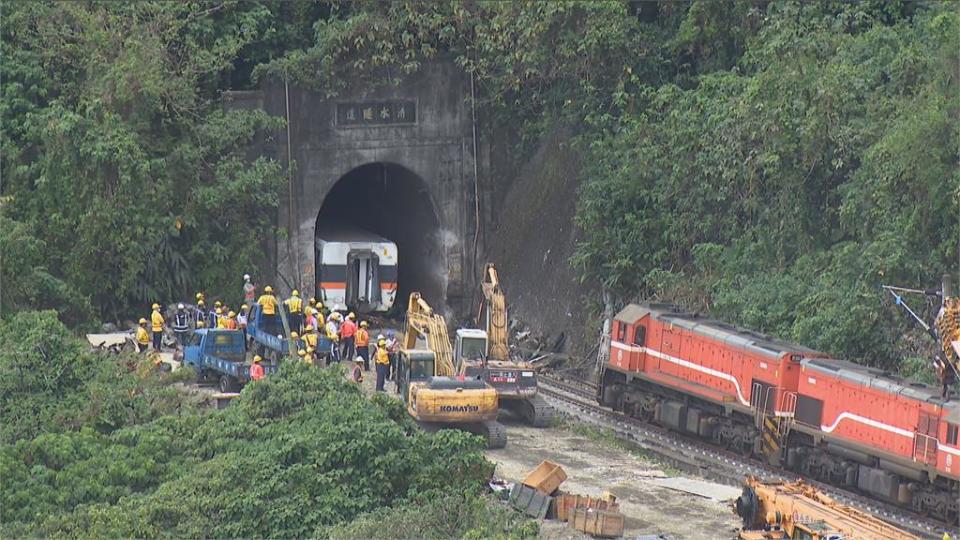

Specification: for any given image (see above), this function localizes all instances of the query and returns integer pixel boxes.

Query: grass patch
[551,415,682,476]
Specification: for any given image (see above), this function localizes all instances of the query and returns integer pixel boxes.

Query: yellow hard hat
[360,321,368,327]
[298,349,307,357]
[139,318,148,324]
[377,339,387,347]
[214,300,222,307]
[215,307,222,314]
[228,311,236,317]
[253,355,263,363]
[309,297,317,305]
[292,289,300,297]
[304,324,314,332]
[317,302,323,309]
[264,285,273,293]
[152,303,160,309]
[195,293,203,300]
[198,300,205,307]
[290,331,299,339]
[347,312,355,320]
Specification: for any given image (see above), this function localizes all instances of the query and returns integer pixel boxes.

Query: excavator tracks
[483,420,508,449]
[507,395,555,427]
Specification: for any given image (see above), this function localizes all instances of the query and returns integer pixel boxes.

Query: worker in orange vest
[340,312,357,362]
[355,321,370,371]
[250,355,265,381]
[150,303,165,351]
[224,311,238,330]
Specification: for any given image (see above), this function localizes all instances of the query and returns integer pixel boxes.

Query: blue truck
[183,329,277,392]
[246,303,293,360]
[246,303,334,362]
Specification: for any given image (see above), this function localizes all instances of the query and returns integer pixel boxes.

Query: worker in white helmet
[243,273,256,307]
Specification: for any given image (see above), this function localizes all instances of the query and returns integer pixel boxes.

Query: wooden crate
[522,460,567,495]
[553,494,620,521]
[568,507,625,538]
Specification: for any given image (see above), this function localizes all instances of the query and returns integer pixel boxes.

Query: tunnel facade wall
[225,60,481,314]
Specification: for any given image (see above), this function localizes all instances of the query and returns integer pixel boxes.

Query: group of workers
[136,274,401,391]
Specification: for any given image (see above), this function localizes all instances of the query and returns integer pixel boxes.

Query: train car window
[948,422,959,445]
[633,325,646,346]
[615,322,626,341]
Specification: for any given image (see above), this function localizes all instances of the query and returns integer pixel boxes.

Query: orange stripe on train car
[319,281,398,290]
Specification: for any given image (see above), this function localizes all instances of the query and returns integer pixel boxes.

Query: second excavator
[451,263,555,427]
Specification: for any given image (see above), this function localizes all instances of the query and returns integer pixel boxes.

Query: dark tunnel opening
[315,162,444,314]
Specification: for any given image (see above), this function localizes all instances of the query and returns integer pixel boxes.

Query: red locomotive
[596,303,959,523]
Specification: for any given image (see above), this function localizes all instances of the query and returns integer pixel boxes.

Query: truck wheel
[219,375,239,393]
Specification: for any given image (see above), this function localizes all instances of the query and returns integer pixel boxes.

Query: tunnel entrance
[315,163,444,314]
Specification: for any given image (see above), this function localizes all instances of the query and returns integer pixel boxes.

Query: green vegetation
[0,311,533,538]
[4,1,956,373]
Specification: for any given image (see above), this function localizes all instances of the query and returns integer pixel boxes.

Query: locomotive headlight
[521,371,534,377]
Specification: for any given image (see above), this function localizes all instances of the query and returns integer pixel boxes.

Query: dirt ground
[351,369,741,540]
[489,413,741,540]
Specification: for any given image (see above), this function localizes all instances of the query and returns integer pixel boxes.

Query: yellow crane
[397,292,506,448]
[453,263,554,426]
[734,477,919,540]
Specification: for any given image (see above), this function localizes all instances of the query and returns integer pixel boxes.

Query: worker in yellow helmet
[224,311,238,330]
[215,307,227,329]
[257,285,279,334]
[284,289,304,334]
[355,320,370,372]
[250,355,265,381]
[302,324,318,353]
[374,339,390,392]
[195,300,208,329]
[136,318,150,353]
[150,303,165,351]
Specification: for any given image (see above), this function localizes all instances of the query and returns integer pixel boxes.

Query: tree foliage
[0,319,509,537]
[1,2,288,322]
[572,3,959,370]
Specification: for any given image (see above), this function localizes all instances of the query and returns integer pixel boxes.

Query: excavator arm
[403,293,456,376]
[478,263,510,361]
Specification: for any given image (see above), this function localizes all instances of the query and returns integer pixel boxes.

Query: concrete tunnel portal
[314,162,445,314]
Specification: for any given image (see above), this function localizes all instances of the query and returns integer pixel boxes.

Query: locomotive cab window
[633,325,646,346]
[948,422,959,445]
[615,322,626,341]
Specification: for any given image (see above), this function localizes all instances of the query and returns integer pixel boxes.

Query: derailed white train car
[315,225,398,313]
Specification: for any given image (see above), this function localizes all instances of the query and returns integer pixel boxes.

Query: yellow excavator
[734,477,919,540]
[452,263,554,426]
[397,292,506,448]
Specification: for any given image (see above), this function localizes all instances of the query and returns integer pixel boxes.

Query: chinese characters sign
[336,101,417,127]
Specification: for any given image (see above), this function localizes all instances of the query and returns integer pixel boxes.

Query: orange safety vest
[355,328,369,347]
[250,363,265,381]
[224,318,238,330]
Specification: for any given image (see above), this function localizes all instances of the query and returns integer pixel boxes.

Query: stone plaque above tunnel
[336,100,417,127]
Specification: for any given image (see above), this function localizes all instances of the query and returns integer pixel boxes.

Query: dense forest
[0,2,958,534]
[2,1,957,373]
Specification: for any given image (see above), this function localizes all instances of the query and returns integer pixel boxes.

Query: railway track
[537,374,953,539]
